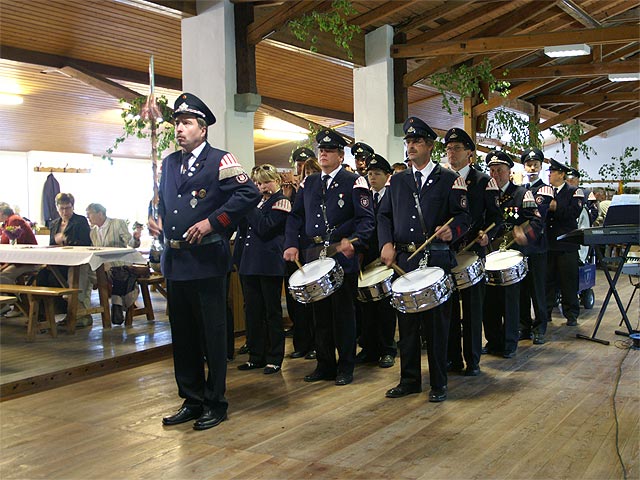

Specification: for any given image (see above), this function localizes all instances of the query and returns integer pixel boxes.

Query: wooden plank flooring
[0,270,638,479]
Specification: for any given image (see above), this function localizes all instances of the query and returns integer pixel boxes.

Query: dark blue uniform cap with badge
[173,92,216,126]
[566,166,580,178]
[549,158,568,172]
[366,154,393,174]
[316,129,348,150]
[486,150,514,168]
[403,116,437,141]
[521,147,544,163]
[444,127,475,151]
[351,142,374,159]
[292,147,316,163]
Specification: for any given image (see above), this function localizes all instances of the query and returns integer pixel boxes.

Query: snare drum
[288,258,344,304]
[451,252,484,290]
[484,250,528,286]
[390,267,454,313]
[356,265,394,302]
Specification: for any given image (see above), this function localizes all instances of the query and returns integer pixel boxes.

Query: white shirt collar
[372,186,386,198]
[322,165,342,186]
[412,161,436,187]
[455,164,471,180]
[184,142,206,168]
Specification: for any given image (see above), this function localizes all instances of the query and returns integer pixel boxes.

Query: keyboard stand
[576,243,639,345]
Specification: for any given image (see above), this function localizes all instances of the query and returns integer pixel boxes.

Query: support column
[353,25,404,164]
[181,0,256,171]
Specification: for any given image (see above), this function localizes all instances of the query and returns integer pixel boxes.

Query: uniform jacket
[450,167,502,257]
[546,183,584,252]
[237,190,290,277]
[362,187,386,266]
[90,218,138,249]
[1,214,37,245]
[158,142,260,281]
[49,213,92,246]
[491,182,544,256]
[526,178,553,252]
[284,166,375,274]
[377,162,470,272]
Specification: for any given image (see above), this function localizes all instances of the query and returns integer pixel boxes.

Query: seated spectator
[86,203,140,325]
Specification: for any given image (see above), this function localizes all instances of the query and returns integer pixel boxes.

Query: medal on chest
[338,193,345,208]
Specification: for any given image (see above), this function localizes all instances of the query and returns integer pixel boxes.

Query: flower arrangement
[1,225,23,245]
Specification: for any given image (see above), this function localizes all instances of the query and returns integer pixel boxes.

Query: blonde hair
[252,164,281,185]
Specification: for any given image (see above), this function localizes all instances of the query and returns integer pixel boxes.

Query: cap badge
[529,151,535,157]
[407,126,416,133]
[451,133,458,138]
[323,136,332,143]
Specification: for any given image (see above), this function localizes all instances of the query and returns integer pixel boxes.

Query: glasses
[446,145,466,152]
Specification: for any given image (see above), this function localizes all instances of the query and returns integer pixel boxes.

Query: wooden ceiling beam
[145,1,197,16]
[259,104,320,132]
[261,96,353,122]
[392,25,639,58]
[580,119,628,141]
[537,104,595,131]
[556,0,601,28]
[536,91,639,104]
[58,65,141,102]
[351,1,419,28]
[397,2,468,34]
[473,79,554,116]
[0,45,182,90]
[578,110,639,120]
[247,1,330,46]
[494,60,640,80]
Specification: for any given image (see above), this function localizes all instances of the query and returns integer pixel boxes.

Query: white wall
[0,151,155,227]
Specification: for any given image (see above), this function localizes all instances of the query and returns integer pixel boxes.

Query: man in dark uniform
[357,154,397,368]
[378,117,470,402]
[286,147,317,359]
[351,142,374,177]
[150,93,260,430]
[519,147,553,344]
[546,159,584,326]
[444,128,502,376]
[484,151,544,358]
[284,129,374,386]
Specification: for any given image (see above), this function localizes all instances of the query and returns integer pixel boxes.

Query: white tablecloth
[0,245,146,271]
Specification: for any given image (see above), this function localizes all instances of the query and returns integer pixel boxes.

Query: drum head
[392,267,444,294]
[358,265,393,288]
[452,252,479,272]
[485,250,523,271]
[289,258,336,287]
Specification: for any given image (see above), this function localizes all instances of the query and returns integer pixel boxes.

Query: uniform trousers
[519,252,548,335]
[484,283,520,354]
[285,262,314,354]
[397,300,451,390]
[546,250,580,322]
[312,272,358,377]
[241,274,285,366]
[359,297,397,359]
[167,276,228,417]
[448,280,484,369]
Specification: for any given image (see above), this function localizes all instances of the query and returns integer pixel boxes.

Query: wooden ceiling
[0,0,638,167]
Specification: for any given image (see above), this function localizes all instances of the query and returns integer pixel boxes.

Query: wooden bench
[124,274,166,326]
[0,284,80,341]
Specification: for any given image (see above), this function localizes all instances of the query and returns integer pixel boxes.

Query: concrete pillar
[353,25,404,164]
[181,0,256,170]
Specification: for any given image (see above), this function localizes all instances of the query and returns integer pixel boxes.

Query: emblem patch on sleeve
[236,173,249,184]
[460,194,468,209]
[360,195,370,208]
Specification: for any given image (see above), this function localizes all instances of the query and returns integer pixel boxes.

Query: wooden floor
[1,270,639,479]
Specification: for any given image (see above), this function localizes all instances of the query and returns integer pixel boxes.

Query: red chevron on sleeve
[217,212,232,227]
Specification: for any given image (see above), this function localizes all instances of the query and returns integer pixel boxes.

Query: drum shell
[451,252,485,290]
[390,268,454,314]
[484,250,528,286]
[288,260,344,304]
[356,266,394,302]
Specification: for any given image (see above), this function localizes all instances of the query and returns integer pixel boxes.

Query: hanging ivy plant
[430,140,446,163]
[548,122,594,160]
[102,95,176,163]
[289,124,322,167]
[598,146,640,188]
[289,0,361,59]
[429,58,511,115]
[486,108,542,153]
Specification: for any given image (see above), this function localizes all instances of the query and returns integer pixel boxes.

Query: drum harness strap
[320,189,335,260]
[412,192,430,269]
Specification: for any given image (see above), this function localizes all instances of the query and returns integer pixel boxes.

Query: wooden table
[0,245,145,333]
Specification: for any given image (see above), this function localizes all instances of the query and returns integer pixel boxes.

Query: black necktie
[181,152,192,175]
[415,170,423,190]
[374,192,380,208]
[553,187,558,198]
[322,174,330,195]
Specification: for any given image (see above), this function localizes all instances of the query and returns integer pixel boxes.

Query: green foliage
[598,146,640,186]
[289,0,361,59]
[289,124,323,166]
[102,95,176,163]
[548,122,594,160]
[431,140,445,163]
[429,58,511,115]
[486,108,542,153]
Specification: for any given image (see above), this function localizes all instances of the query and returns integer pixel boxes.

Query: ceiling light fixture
[544,44,591,58]
[608,73,640,82]
[0,93,23,105]
[254,129,308,141]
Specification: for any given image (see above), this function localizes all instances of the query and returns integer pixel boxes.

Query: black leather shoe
[111,304,124,325]
[193,408,227,431]
[263,365,281,375]
[355,350,375,364]
[284,328,293,338]
[518,330,532,341]
[566,319,578,326]
[447,361,464,373]
[289,351,306,359]
[482,343,499,355]
[162,406,202,426]
[503,350,516,359]
[304,370,335,382]
[237,361,265,371]
[238,343,249,354]
[385,384,421,398]
[429,386,448,402]
[533,333,546,345]
[379,355,395,368]
[464,366,481,377]
[304,350,317,360]
[335,373,353,386]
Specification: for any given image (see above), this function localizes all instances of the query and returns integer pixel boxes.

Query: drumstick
[390,262,406,276]
[295,259,304,271]
[326,237,359,257]
[461,222,496,252]
[408,217,454,261]
[504,220,530,249]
